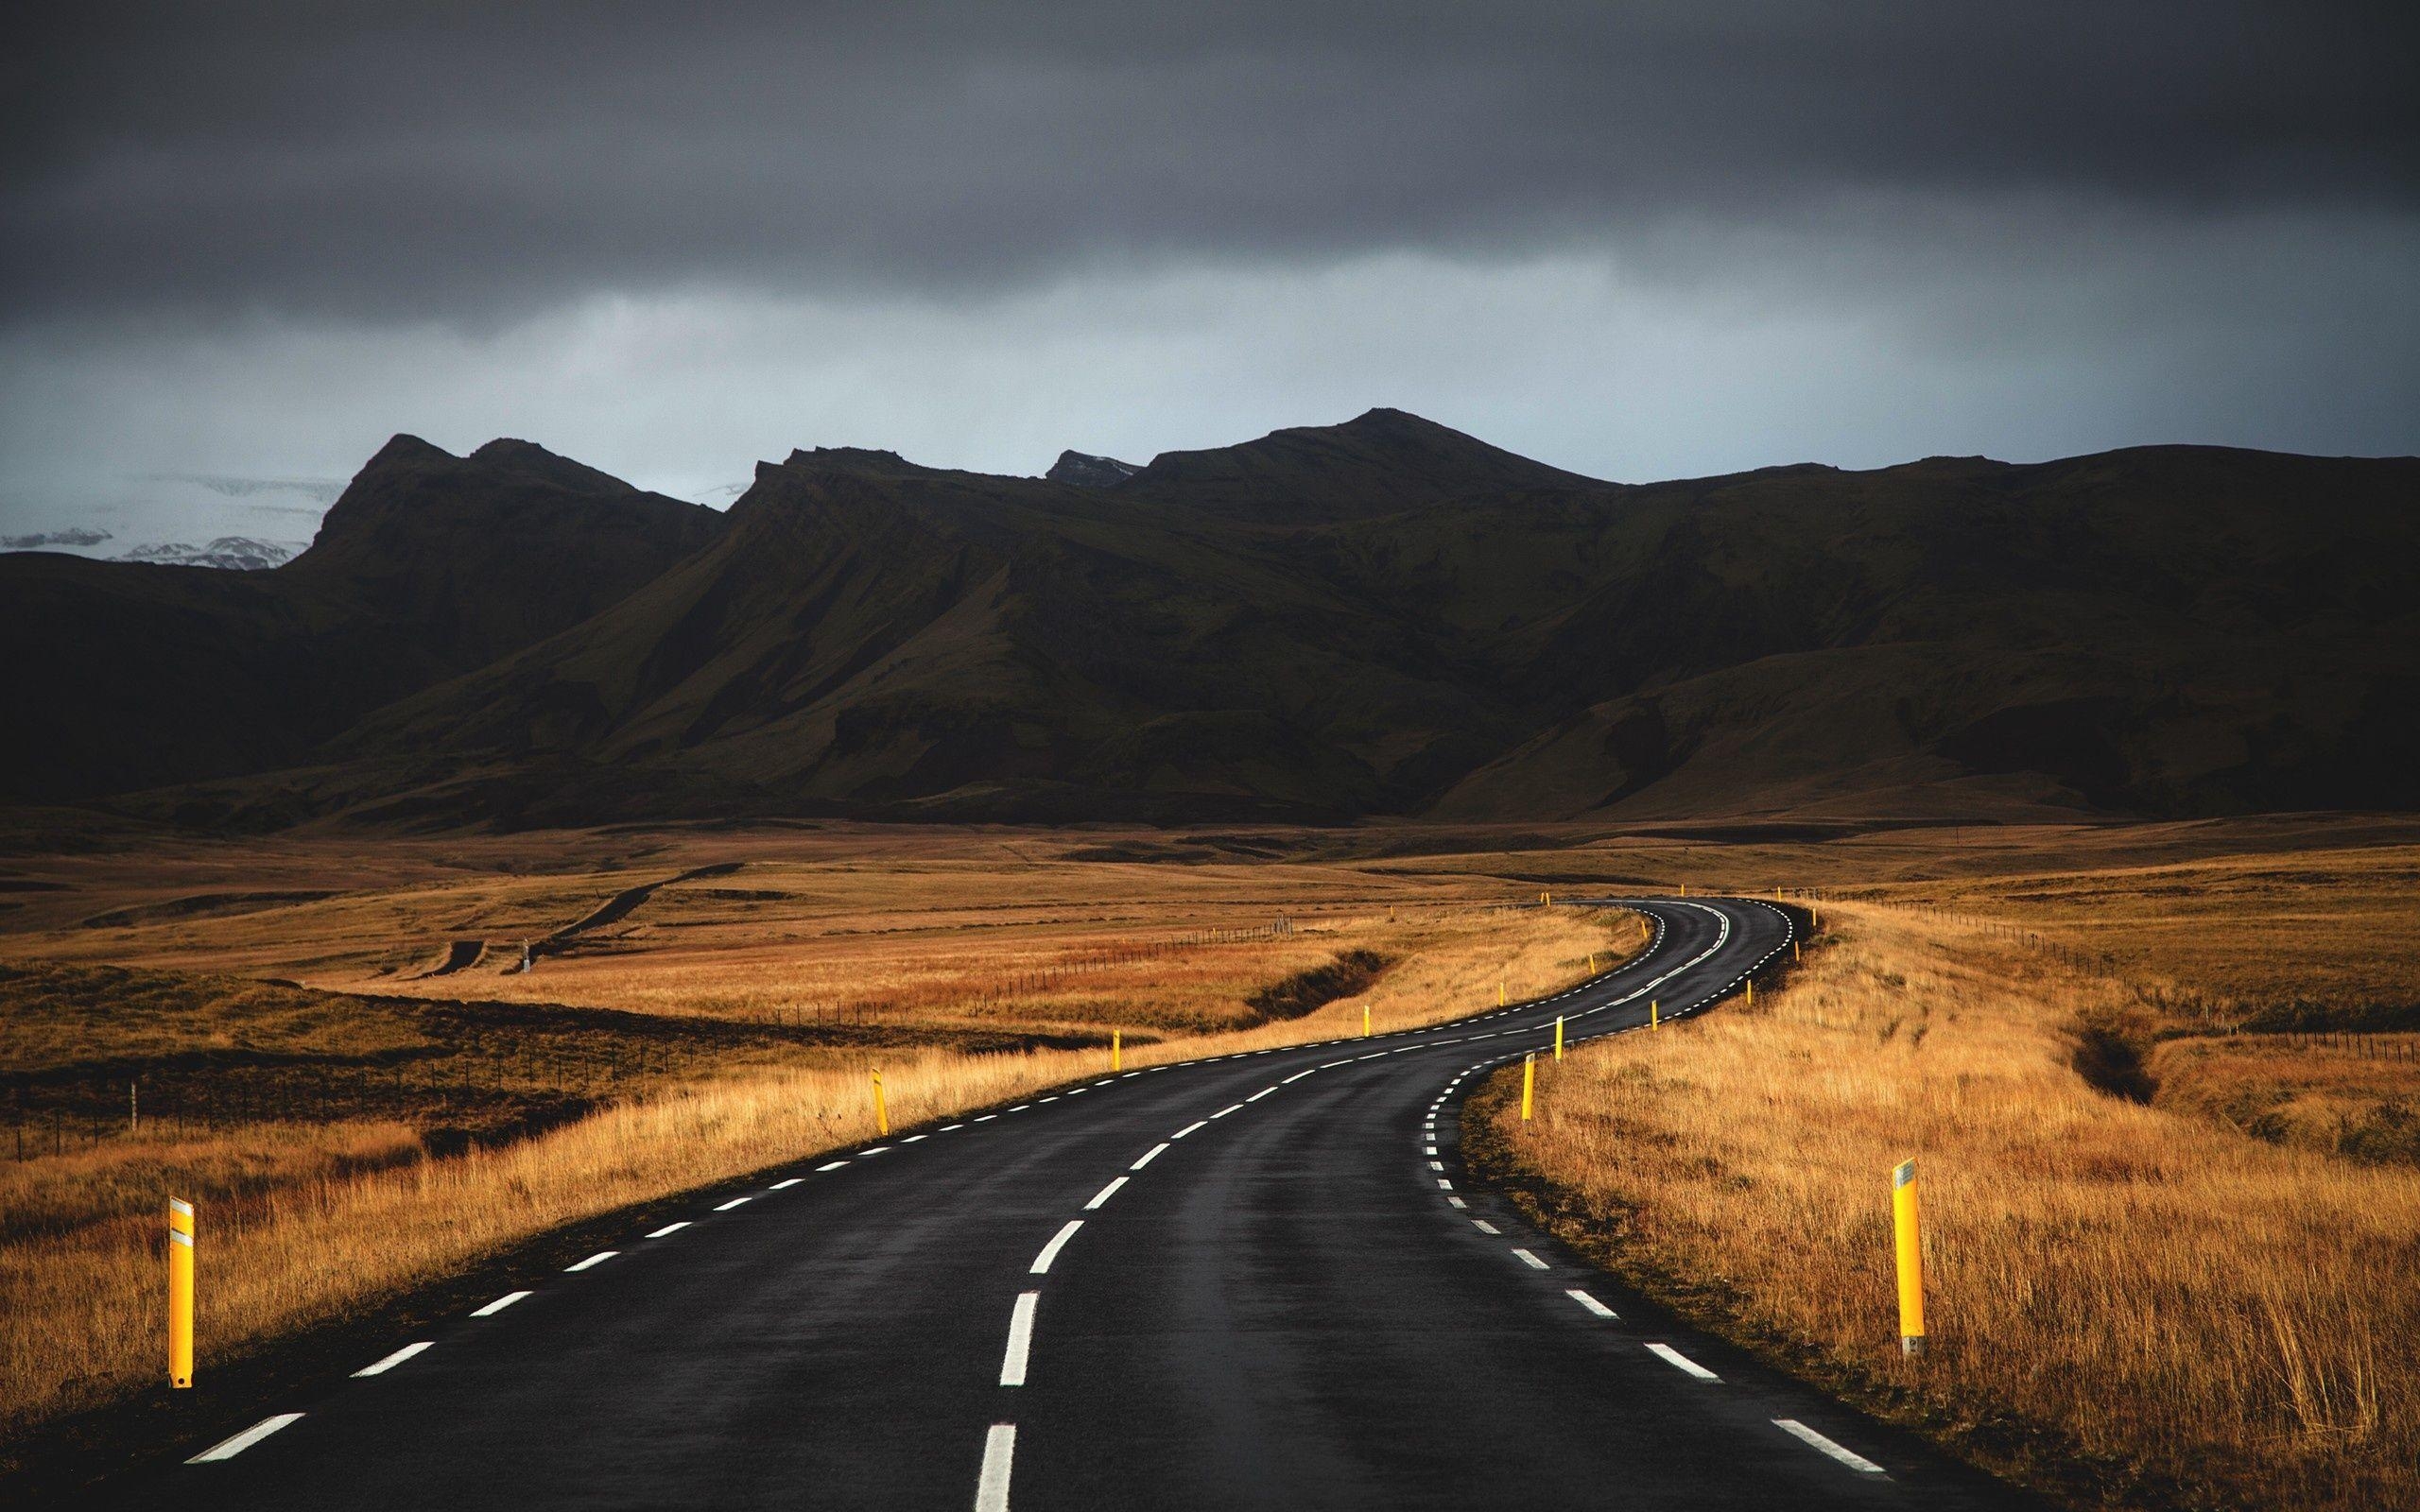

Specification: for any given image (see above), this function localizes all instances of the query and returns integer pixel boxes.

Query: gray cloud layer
[0,2,2413,531]
[8,3,2414,320]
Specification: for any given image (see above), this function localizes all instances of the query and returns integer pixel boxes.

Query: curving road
[138,899,2036,1510]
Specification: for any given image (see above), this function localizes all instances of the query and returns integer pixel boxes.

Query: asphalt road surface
[139,898,2038,1510]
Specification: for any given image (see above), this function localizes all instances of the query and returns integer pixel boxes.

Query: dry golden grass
[1482,901,2420,1511]
[0,896,1634,1447]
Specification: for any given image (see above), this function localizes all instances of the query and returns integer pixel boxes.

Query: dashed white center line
[1646,1342,1721,1381]
[769,1177,804,1190]
[1566,1288,1616,1318]
[1245,1086,1276,1102]
[817,1160,850,1172]
[1211,1104,1245,1119]
[187,1413,304,1463]
[1445,1195,1467,1209]
[1428,1160,1445,1171]
[564,1250,618,1271]
[942,1123,965,1131]
[1424,1145,1439,1155]
[714,1196,752,1211]
[904,1134,928,1143]
[352,1341,433,1377]
[1473,1219,1501,1234]
[861,1145,891,1155]
[646,1222,690,1239]
[976,1423,1017,1512]
[1171,1120,1208,1140]
[976,1114,998,1122]
[1774,1419,1887,1474]
[1437,1178,1454,1190]
[1085,1177,1129,1210]
[999,1292,1040,1386]
[471,1291,530,1316]
[1282,1069,1317,1083]
[1030,1220,1083,1275]
[1511,1248,1549,1271]
[1131,1143,1169,1170]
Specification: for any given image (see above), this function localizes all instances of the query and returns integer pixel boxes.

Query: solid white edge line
[976,1422,1017,1512]
[1030,1219,1083,1275]
[1774,1418,1887,1474]
[471,1290,530,1316]
[352,1341,433,1377]
[1131,1143,1169,1170]
[999,1292,1040,1386]
[647,1222,690,1238]
[187,1412,305,1463]
[1566,1288,1616,1318]
[564,1250,618,1271]
[1085,1177,1129,1210]
[1646,1342,1721,1381]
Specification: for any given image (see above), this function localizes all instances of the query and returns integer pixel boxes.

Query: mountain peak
[1046,450,1141,488]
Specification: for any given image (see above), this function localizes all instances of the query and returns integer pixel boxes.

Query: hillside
[4,413,2413,826]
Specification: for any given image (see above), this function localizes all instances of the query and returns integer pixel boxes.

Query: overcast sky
[3,2,2414,546]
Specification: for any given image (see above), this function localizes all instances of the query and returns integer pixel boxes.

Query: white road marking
[817,1161,850,1171]
[1171,1120,1208,1139]
[715,1197,752,1211]
[1425,1146,1439,1156]
[1282,1069,1317,1083]
[1774,1419,1887,1474]
[1211,1104,1245,1119]
[999,1292,1040,1386]
[904,1134,928,1143]
[976,1422,1016,1512]
[1245,1087,1276,1101]
[862,1146,891,1155]
[1039,1097,1059,1104]
[1566,1289,1616,1318]
[1445,1195,1467,1209]
[1010,1105,1031,1112]
[1132,1143,1169,1170]
[564,1250,619,1271]
[1321,1059,1352,1069]
[1646,1342,1721,1381]
[1428,1160,1445,1171]
[942,1123,965,1131]
[1512,1248,1549,1271]
[769,1177,804,1190]
[353,1342,433,1376]
[1437,1178,1454,1190]
[647,1222,690,1238]
[1473,1220,1501,1234]
[187,1413,304,1463]
[1030,1220,1083,1274]
[976,1114,998,1122]
[1085,1177,1130,1210]
[472,1291,531,1316]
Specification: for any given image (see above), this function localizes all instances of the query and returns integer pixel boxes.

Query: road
[141,898,2036,1510]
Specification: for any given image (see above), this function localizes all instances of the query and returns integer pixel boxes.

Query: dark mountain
[1046,451,1140,488]
[5,413,2413,827]
[0,438,724,803]
[1107,408,1596,523]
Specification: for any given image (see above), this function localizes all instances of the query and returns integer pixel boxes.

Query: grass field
[1476,846,2420,1512]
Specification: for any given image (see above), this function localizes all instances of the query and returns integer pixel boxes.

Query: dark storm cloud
[5,1,2414,322]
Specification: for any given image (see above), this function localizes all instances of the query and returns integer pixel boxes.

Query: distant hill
[0,438,720,803]
[3,411,2412,826]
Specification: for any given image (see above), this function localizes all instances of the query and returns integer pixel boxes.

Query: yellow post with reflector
[872,1071,889,1137]
[1679,883,1686,898]
[1893,1158,1927,1356]
[167,1197,194,1388]
[1498,980,1506,1007]
[1554,1015,1564,1060]
[1650,999,1659,1030]
[1746,978,1754,1005]
[1111,1030,1121,1073]
[1520,1053,1535,1121]
[1588,953,1597,975]
[1362,1005,1372,1038]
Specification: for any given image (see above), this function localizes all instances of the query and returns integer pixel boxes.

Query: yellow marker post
[1680,883,1687,898]
[872,1071,889,1137]
[1554,1015,1564,1060]
[1650,999,1659,1030]
[1362,1004,1372,1039]
[1498,981,1507,1007]
[1111,1030,1122,1073]
[1794,939,1801,961]
[1893,1159,1927,1356]
[1588,953,1598,975]
[1520,1053,1535,1121]
[1746,978,1754,1005]
[167,1197,194,1388]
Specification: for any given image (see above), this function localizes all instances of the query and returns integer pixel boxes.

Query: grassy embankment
[1,891,1643,1453]
[1476,850,2420,1512]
